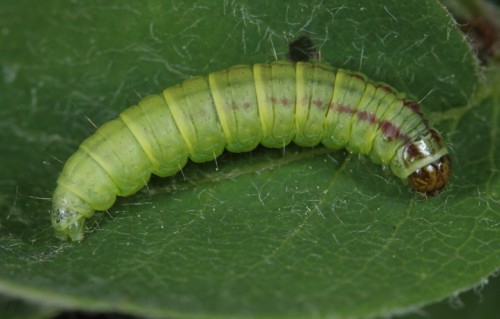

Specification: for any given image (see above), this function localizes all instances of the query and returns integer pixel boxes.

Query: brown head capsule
[408,154,452,196]
[390,129,451,196]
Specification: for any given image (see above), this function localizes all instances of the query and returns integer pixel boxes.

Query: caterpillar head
[392,129,451,196]
[407,154,451,196]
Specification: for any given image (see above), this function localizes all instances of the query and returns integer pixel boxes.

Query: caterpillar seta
[52,61,451,241]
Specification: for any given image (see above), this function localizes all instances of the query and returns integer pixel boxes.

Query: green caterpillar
[52,61,451,241]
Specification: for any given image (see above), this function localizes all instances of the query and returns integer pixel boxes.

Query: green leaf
[1,0,498,319]
[401,272,500,319]
[0,295,58,319]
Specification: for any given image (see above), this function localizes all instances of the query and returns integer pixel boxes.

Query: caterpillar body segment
[294,62,335,147]
[209,65,263,152]
[52,61,451,241]
[254,61,297,147]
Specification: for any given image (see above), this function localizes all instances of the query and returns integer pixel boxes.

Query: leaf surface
[1,1,498,319]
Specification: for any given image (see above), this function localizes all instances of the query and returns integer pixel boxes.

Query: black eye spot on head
[287,36,318,62]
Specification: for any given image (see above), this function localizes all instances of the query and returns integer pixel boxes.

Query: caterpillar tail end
[52,207,86,241]
[51,186,94,241]
[52,208,85,241]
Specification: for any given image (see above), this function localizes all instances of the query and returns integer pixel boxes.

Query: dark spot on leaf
[287,36,318,62]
